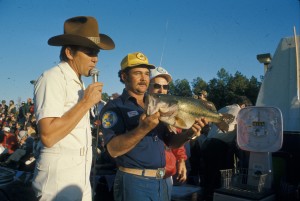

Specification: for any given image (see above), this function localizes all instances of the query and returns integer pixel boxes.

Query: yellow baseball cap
[121,52,155,70]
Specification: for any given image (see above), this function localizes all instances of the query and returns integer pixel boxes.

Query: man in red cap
[32,16,115,201]
[2,126,18,154]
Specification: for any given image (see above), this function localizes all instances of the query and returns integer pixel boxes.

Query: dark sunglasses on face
[151,83,169,90]
[78,47,100,57]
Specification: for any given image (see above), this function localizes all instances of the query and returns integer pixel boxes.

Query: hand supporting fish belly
[187,118,207,139]
[145,94,234,132]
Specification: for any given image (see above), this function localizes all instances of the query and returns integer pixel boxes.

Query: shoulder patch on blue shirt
[102,111,118,128]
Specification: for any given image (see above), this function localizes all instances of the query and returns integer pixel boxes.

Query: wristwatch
[188,134,197,140]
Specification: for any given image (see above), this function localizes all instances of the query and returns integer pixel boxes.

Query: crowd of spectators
[0,98,40,172]
[0,95,250,200]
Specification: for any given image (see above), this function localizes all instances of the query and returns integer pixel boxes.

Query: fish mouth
[145,94,164,115]
[145,94,155,115]
[159,107,176,117]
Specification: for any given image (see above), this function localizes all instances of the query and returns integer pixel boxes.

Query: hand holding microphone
[83,68,103,108]
[89,68,101,113]
[89,68,99,83]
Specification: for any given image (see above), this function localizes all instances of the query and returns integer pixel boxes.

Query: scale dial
[237,106,283,152]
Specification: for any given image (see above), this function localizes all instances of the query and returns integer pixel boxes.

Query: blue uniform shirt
[100,89,168,169]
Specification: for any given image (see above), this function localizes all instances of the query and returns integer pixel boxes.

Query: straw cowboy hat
[48,16,115,50]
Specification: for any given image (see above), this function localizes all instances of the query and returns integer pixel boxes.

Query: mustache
[138,81,148,85]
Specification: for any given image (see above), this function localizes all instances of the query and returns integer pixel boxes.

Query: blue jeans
[114,170,169,201]
[165,176,173,200]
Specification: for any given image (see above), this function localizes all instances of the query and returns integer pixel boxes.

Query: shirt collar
[58,62,82,85]
[120,89,132,103]
[120,89,147,104]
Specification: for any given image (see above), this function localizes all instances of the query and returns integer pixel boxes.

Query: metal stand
[92,104,101,201]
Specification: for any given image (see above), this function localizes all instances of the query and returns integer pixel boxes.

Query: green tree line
[102,67,261,110]
[169,68,261,110]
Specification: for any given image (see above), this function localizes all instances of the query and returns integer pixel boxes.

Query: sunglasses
[78,47,100,57]
[151,83,169,90]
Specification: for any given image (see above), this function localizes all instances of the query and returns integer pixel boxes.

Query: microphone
[90,68,100,198]
[89,68,99,83]
[89,68,100,116]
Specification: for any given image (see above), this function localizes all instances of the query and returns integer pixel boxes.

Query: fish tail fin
[215,113,235,132]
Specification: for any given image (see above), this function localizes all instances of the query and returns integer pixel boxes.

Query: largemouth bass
[145,94,234,132]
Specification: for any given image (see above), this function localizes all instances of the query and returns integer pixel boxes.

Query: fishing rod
[294,26,300,100]
[159,20,169,67]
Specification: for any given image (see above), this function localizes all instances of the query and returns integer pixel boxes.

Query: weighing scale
[213,106,283,201]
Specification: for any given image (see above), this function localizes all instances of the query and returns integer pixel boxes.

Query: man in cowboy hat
[32,16,114,201]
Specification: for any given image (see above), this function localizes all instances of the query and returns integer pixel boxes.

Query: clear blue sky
[0,0,299,105]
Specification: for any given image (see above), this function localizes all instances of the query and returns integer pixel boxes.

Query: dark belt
[119,166,165,179]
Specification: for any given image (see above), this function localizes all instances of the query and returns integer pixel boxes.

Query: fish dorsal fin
[200,100,217,112]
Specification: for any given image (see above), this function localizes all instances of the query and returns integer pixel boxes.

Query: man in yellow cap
[100,52,206,201]
[32,16,115,201]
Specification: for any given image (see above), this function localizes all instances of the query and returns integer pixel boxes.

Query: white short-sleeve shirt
[34,62,91,149]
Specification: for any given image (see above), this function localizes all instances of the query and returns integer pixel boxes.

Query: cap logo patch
[102,111,118,128]
[157,67,167,73]
[136,53,146,61]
